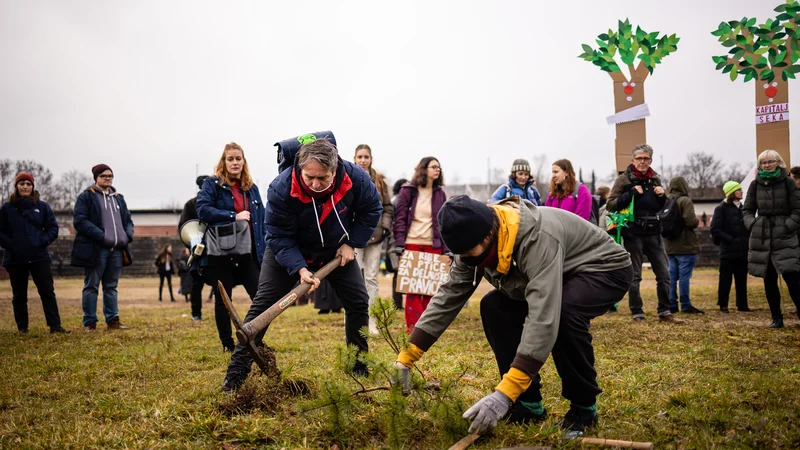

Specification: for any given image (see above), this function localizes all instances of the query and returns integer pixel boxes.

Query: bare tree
[0,159,13,201]
[721,162,750,184]
[53,169,92,211]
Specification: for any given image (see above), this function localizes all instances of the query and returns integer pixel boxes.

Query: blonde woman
[197,142,266,351]
[743,149,800,328]
[353,144,393,334]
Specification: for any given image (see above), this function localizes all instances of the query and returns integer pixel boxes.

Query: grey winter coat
[408,198,631,375]
[742,171,800,277]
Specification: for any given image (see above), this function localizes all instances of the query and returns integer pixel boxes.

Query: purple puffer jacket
[393,184,449,253]
[545,184,593,221]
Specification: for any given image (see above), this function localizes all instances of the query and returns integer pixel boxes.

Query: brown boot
[84,322,97,332]
[659,314,686,324]
[107,317,129,330]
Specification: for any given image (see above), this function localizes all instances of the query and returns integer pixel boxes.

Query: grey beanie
[511,159,531,173]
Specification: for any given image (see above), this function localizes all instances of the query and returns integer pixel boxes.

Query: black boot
[561,405,598,438]
[768,318,784,329]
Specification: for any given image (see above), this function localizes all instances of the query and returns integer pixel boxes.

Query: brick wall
[0,236,185,279]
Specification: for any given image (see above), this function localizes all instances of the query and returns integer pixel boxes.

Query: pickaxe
[217,256,343,376]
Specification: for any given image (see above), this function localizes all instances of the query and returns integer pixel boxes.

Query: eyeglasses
[98,174,114,179]
[428,165,441,170]
[633,157,652,162]
[761,160,779,166]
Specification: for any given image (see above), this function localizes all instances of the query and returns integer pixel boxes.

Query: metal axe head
[216,281,277,377]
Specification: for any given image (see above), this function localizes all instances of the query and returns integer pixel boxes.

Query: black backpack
[573,185,600,226]
[275,131,337,173]
[658,196,684,239]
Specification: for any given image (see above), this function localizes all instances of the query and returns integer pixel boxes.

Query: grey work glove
[390,361,411,394]
[462,390,512,434]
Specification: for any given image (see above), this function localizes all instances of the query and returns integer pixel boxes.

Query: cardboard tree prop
[578,20,680,172]
[711,1,800,166]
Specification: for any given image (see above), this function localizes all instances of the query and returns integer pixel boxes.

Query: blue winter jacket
[0,196,59,266]
[266,157,382,275]
[196,177,267,265]
[71,186,134,267]
[491,178,542,205]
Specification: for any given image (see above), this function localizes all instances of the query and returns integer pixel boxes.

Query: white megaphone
[179,220,207,265]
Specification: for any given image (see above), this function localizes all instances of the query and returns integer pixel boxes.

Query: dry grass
[0,269,799,449]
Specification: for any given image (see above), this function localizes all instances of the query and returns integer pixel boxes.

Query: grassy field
[1,268,799,449]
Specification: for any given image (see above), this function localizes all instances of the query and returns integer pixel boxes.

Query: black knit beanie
[196,175,209,188]
[438,195,495,254]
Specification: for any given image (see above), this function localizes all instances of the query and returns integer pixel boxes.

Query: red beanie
[14,172,34,187]
[92,164,113,180]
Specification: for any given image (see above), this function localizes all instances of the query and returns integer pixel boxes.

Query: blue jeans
[82,247,124,325]
[668,254,696,310]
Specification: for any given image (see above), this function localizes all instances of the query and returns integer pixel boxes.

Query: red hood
[291,169,353,224]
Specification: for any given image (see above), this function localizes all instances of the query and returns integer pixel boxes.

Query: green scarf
[758,169,782,179]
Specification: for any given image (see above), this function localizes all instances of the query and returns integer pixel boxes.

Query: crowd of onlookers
[2,141,800,336]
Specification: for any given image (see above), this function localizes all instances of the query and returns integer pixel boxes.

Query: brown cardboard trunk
[613,81,646,172]
[755,78,791,166]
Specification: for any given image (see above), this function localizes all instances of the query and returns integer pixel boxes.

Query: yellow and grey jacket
[398,197,631,401]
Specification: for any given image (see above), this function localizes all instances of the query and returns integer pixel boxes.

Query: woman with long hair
[545,159,593,221]
[394,156,449,333]
[353,144,393,334]
[743,149,800,328]
[0,173,69,334]
[197,142,267,351]
[154,244,176,302]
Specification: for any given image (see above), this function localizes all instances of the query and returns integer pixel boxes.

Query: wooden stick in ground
[448,433,481,450]
[579,437,654,449]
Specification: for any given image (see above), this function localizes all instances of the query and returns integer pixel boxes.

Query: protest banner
[395,250,450,296]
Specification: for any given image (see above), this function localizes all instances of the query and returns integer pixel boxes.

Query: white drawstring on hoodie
[311,197,350,247]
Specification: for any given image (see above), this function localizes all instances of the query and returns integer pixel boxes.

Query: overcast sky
[0,0,794,208]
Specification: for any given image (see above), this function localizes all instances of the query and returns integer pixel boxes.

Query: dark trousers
[764,261,800,320]
[623,233,671,317]
[480,265,633,407]
[158,273,175,301]
[718,259,749,310]
[227,248,369,377]
[392,271,404,310]
[190,272,204,318]
[7,261,62,331]
[203,257,260,349]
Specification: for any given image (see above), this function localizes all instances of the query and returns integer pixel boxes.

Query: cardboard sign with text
[395,250,450,296]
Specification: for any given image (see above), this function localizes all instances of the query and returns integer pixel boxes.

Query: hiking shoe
[682,306,705,314]
[84,322,97,332]
[170,298,176,303]
[221,372,247,394]
[507,402,547,425]
[318,309,330,315]
[50,326,71,334]
[18,328,29,335]
[607,305,618,313]
[669,306,679,314]
[107,317,128,330]
[223,344,235,352]
[719,306,729,313]
[632,316,645,322]
[191,315,202,321]
[738,307,752,312]
[353,361,369,378]
[659,314,686,324]
[768,318,784,329]
[561,406,598,438]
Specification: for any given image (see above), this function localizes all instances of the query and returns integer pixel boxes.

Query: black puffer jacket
[710,201,749,260]
[742,171,800,277]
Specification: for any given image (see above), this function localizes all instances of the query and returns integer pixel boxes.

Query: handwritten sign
[756,102,789,124]
[395,250,450,296]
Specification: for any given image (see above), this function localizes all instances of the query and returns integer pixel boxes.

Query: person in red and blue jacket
[222,136,382,393]
[197,142,266,352]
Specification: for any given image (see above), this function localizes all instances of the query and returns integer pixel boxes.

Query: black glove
[395,246,405,255]
[382,228,391,238]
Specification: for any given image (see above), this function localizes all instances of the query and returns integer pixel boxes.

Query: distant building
[54,209,181,237]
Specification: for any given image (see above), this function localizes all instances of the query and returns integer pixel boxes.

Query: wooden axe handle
[240,256,342,339]
[580,437,653,449]
[448,433,480,450]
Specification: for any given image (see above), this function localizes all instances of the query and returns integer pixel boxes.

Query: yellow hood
[489,203,521,275]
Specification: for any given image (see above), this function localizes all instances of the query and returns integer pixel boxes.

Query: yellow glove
[495,367,532,402]
[396,343,425,368]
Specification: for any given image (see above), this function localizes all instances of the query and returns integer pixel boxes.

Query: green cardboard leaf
[598,33,610,41]
[721,38,737,47]
[582,44,594,54]
[744,70,757,82]
[730,68,739,81]
[716,61,728,70]
[775,61,789,67]
[793,51,800,63]
[712,55,727,64]
[722,64,734,74]
[776,4,788,12]
[777,13,793,20]
[761,69,774,80]
[746,17,757,27]
[786,70,797,80]
[755,47,770,55]
[733,49,746,60]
